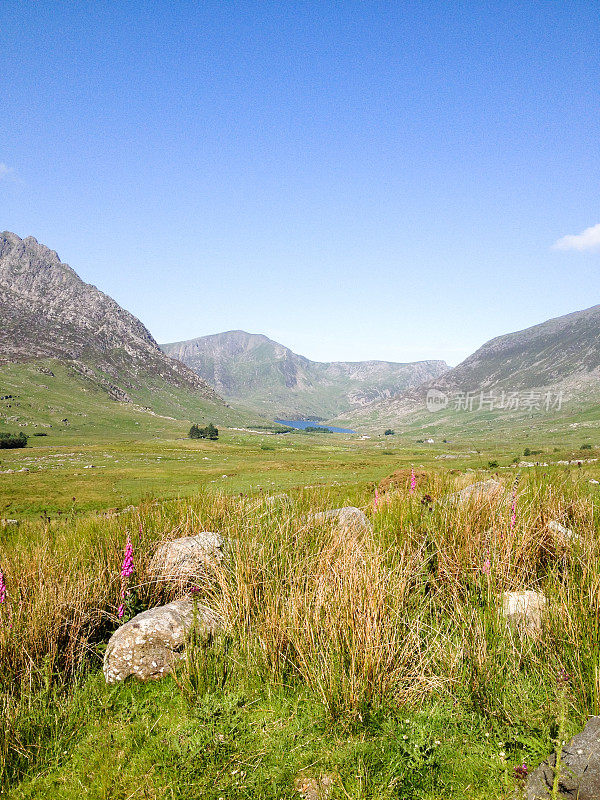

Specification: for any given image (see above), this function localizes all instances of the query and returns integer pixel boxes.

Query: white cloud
[553,222,600,252]
[0,163,13,179]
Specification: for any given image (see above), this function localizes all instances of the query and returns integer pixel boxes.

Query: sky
[1,1,599,366]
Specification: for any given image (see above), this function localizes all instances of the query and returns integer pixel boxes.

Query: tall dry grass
[1,470,599,781]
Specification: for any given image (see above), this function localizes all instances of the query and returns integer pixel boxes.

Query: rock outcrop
[547,519,578,545]
[527,716,600,799]
[103,599,222,684]
[449,479,505,504]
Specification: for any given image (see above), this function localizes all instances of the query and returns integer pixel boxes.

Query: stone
[449,479,505,504]
[294,773,334,800]
[103,599,222,684]
[249,493,292,511]
[308,506,372,535]
[149,531,224,586]
[547,519,578,544]
[1,518,18,526]
[501,590,546,636]
[527,716,600,799]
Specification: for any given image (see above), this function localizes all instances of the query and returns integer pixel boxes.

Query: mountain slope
[161,330,448,419]
[344,304,600,427]
[0,231,219,397]
[0,232,252,430]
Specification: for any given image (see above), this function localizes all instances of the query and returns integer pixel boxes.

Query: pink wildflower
[0,568,5,604]
[509,474,520,529]
[121,535,134,578]
[410,468,416,495]
[513,763,528,781]
[482,558,491,575]
[117,535,134,620]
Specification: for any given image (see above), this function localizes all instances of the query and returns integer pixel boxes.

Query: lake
[275,419,357,434]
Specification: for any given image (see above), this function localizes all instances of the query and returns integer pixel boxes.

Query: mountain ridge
[342,303,600,426]
[0,232,253,434]
[0,231,220,400]
[161,330,448,419]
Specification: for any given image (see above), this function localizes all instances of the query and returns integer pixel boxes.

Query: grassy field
[2,462,600,798]
[1,421,599,518]
[2,364,600,798]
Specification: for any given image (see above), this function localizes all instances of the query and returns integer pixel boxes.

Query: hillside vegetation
[346,304,600,429]
[2,468,600,798]
[162,330,448,419]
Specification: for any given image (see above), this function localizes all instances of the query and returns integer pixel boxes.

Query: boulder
[149,531,224,586]
[449,479,505,504]
[501,590,546,636]
[308,507,372,535]
[547,519,578,545]
[103,598,222,684]
[527,716,600,799]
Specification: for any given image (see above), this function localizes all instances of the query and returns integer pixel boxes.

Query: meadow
[1,451,600,798]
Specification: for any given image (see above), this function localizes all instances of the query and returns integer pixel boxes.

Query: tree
[0,432,27,449]
[384,429,395,436]
[205,423,219,440]
[188,423,219,440]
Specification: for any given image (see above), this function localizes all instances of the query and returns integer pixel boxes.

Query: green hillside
[0,359,257,442]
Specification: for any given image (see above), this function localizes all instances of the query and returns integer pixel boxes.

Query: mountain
[0,232,245,431]
[161,330,448,419]
[343,304,600,427]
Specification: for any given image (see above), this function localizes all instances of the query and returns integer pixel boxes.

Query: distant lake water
[275,419,357,434]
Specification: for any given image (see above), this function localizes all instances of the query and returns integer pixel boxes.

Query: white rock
[103,599,222,684]
[449,479,506,504]
[501,590,546,636]
[308,507,372,535]
[149,531,224,586]
[547,519,578,543]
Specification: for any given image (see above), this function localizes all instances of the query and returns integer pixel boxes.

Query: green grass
[3,672,566,800]
[2,471,600,797]
[2,367,600,797]
[1,420,598,517]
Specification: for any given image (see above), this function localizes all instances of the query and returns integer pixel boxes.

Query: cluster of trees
[189,423,219,440]
[384,429,395,436]
[0,432,28,449]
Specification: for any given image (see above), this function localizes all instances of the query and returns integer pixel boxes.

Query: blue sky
[1,1,598,366]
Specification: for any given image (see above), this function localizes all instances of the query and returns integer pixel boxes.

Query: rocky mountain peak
[0,232,219,400]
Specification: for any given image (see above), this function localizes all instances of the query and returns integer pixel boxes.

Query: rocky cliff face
[439,304,600,394]
[0,232,219,400]
[162,330,448,418]
[345,304,600,424]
